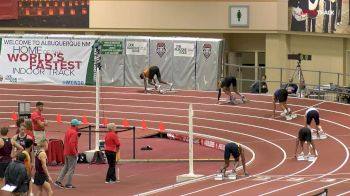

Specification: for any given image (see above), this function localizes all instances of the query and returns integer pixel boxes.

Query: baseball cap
[71,119,81,126]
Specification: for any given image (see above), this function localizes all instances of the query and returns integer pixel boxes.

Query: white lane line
[2,94,350,122]
[210,160,317,196]
[298,179,350,196]
[0,86,350,193]
[257,133,349,196]
[3,85,350,108]
[135,128,257,196]
[138,127,287,196]
[293,101,326,113]
[337,189,350,196]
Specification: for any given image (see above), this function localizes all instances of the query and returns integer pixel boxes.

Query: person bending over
[305,107,324,136]
[295,127,317,157]
[220,142,248,177]
[272,88,292,118]
[217,76,245,104]
[140,66,173,93]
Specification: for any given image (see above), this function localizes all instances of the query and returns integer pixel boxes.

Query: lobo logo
[156,42,166,58]
[203,43,212,59]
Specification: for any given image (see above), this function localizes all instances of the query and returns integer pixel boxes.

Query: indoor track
[0,84,349,196]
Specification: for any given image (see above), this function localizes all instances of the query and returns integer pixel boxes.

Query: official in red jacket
[105,123,120,184]
[54,119,81,189]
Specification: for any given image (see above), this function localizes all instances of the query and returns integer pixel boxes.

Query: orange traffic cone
[12,112,17,121]
[141,120,147,129]
[103,117,108,126]
[123,118,129,127]
[82,116,88,125]
[56,114,62,123]
[159,122,165,132]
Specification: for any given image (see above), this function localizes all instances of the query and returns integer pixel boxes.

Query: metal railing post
[337,73,340,102]
[318,71,321,100]
[280,68,283,88]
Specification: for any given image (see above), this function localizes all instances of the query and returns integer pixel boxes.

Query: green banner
[101,41,123,55]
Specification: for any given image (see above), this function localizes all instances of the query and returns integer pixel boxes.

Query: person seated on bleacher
[250,75,268,94]
[284,79,298,95]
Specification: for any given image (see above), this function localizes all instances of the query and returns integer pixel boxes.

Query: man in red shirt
[104,123,120,184]
[54,119,80,189]
[31,102,48,145]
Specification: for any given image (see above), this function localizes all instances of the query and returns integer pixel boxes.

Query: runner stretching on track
[220,142,249,177]
[140,66,173,94]
[217,76,246,104]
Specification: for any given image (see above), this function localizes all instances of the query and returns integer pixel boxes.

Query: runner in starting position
[220,142,249,177]
[140,66,173,94]
[217,76,246,104]
[295,127,317,158]
[272,88,293,119]
[305,107,325,137]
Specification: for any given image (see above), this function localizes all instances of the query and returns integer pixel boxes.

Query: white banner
[126,41,148,55]
[174,42,195,57]
[0,37,94,85]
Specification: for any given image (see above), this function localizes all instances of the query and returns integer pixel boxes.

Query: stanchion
[133,126,136,159]
[176,103,203,182]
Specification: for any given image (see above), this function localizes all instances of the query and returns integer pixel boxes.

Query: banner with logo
[288,0,350,34]
[126,40,148,56]
[149,38,173,83]
[100,38,125,86]
[174,42,195,57]
[196,39,222,91]
[172,39,196,89]
[125,37,149,87]
[0,37,95,85]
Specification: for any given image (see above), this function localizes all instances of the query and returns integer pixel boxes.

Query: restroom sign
[229,5,249,27]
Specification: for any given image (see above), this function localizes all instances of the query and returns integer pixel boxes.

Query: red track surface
[0,84,349,196]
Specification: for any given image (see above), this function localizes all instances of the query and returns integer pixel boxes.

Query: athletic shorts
[0,162,10,178]
[221,76,237,88]
[224,143,240,160]
[306,110,320,125]
[34,172,48,186]
[298,127,312,142]
[274,89,288,103]
[149,66,161,80]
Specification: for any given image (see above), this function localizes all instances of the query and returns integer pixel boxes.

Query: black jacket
[4,160,29,193]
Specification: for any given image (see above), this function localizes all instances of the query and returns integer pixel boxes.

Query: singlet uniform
[305,107,320,125]
[16,134,27,149]
[144,66,161,80]
[224,142,241,160]
[298,127,312,142]
[274,89,288,103]
[0,138,12,178]
[33,151,48,186]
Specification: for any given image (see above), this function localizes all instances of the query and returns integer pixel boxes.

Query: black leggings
[105,150,117,182]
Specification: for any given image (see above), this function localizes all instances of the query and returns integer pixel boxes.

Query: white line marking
[298,179,350,196]
[1,86,349,194]
[215,160,316,196]
[337,189,350,196]
[135,122,289,196]
[258,132,349,196]
[135,128,258,196]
